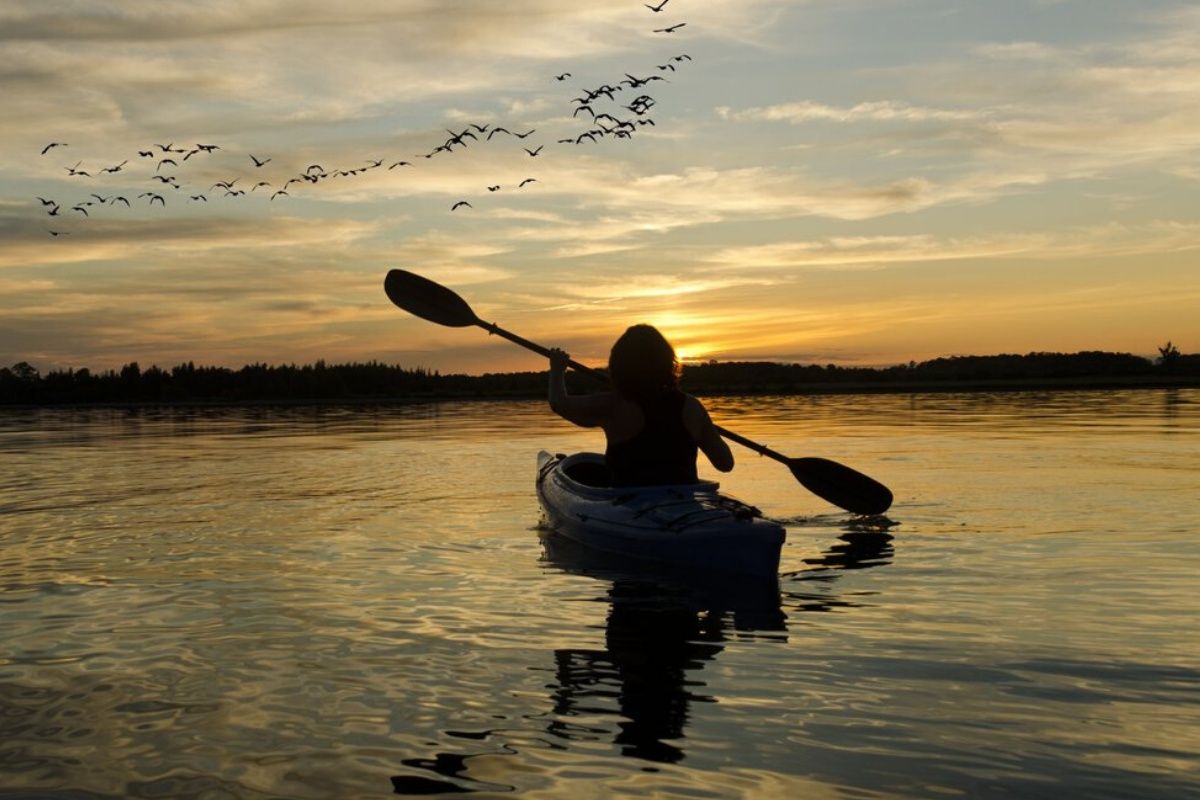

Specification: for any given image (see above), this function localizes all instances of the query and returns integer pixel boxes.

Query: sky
[2,0,1198,375]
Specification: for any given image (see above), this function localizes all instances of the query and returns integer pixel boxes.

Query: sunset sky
[2,0,1198,375]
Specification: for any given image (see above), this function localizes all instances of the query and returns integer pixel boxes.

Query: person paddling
[548,324,733,486]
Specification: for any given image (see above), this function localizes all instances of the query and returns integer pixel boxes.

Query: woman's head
[608,324,681,400]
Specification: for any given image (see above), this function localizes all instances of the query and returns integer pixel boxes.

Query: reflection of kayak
[536,451,786,577]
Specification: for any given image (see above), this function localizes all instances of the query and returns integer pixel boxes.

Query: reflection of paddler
[552,580,725,763]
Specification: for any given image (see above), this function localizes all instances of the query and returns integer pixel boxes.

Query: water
[1,390,1198,799]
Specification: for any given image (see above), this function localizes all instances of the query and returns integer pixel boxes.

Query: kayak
[536,451,786,576]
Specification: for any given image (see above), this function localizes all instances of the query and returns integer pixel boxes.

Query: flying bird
[71,205,89,216]
[36,197,57,207]
[139,192,166,206]
[654,23,686,33]
[41,142,68,155]
[271,190,288,200]
[249,154,271,167]
[101,160,128,173]
[555,73,571,81]
[451,201,472,210]
[48,230,69,237]
[519,178,537,187]
[111,196,130,206]
[65,162,90,177]
[388,160,412,169]
[487,185,501,192]
[252,181,271,191]
[673,54,693,61]
[90,194,110,203]
[524,146,543,157]
[513,129,537,139]
[190,194,207,202]
[138,150,154,158]
[645,0,669,10]
[157,159,177,172]
[487,127,512,140]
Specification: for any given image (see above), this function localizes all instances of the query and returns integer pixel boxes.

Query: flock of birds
[34,1,692,237]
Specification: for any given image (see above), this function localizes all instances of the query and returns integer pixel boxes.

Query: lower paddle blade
[789,457,893,515]
[384,269,481,328]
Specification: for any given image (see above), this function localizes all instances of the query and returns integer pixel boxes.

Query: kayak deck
[536,451,786,576]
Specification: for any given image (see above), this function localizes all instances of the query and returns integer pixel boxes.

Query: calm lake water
[2,390,1198,799]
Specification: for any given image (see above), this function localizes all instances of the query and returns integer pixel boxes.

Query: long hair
[608,324,681,402]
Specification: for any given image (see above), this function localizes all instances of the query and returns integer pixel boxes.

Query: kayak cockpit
[541,451,721,494]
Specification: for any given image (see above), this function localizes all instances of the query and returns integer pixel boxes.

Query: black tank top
[605,389,699,487]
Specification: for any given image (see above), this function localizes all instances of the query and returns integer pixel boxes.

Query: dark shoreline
[3,374,1197,411]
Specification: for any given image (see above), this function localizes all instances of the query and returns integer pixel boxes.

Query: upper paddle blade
[384,269,480,328]
[789,457,893,515]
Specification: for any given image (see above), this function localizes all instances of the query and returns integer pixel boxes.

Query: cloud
[702,221,1200,272]
[716,100,982,124]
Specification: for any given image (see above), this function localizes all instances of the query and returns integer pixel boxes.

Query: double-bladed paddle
[384,268,893,515]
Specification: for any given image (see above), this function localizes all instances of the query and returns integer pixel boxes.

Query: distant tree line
[1,345,1197,405]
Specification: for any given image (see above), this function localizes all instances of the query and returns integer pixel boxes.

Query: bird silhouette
[524,146,543,157]
[519,178,537,187]
[111,196,130,206]
[101,160,128,174]
[249,154,271,167]
[90,194,110,203]
[48,230,69,237]
[673,54,692,61]
[654,23,686,33]
[41,142,68,155]
[65,162,90,177]
[71,205,89,216]
[47,205,61,216]
[271,190,288,200]
[645,0,669,10]
[451,201,472,210]
[157,159,177,172]
[488,185,501,192]
[487,127,512,140]
[138,150,154,158]
[555,72,571,81]
[389,160,412,169]
[36,197,57,206]
[190,195,207,202]
[513,129,537,139]
[252,181,271,191]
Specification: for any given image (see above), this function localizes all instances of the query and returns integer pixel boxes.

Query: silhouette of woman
[548,324,733,486]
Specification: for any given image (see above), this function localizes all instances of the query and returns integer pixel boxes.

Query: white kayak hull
[536,451,786,577]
